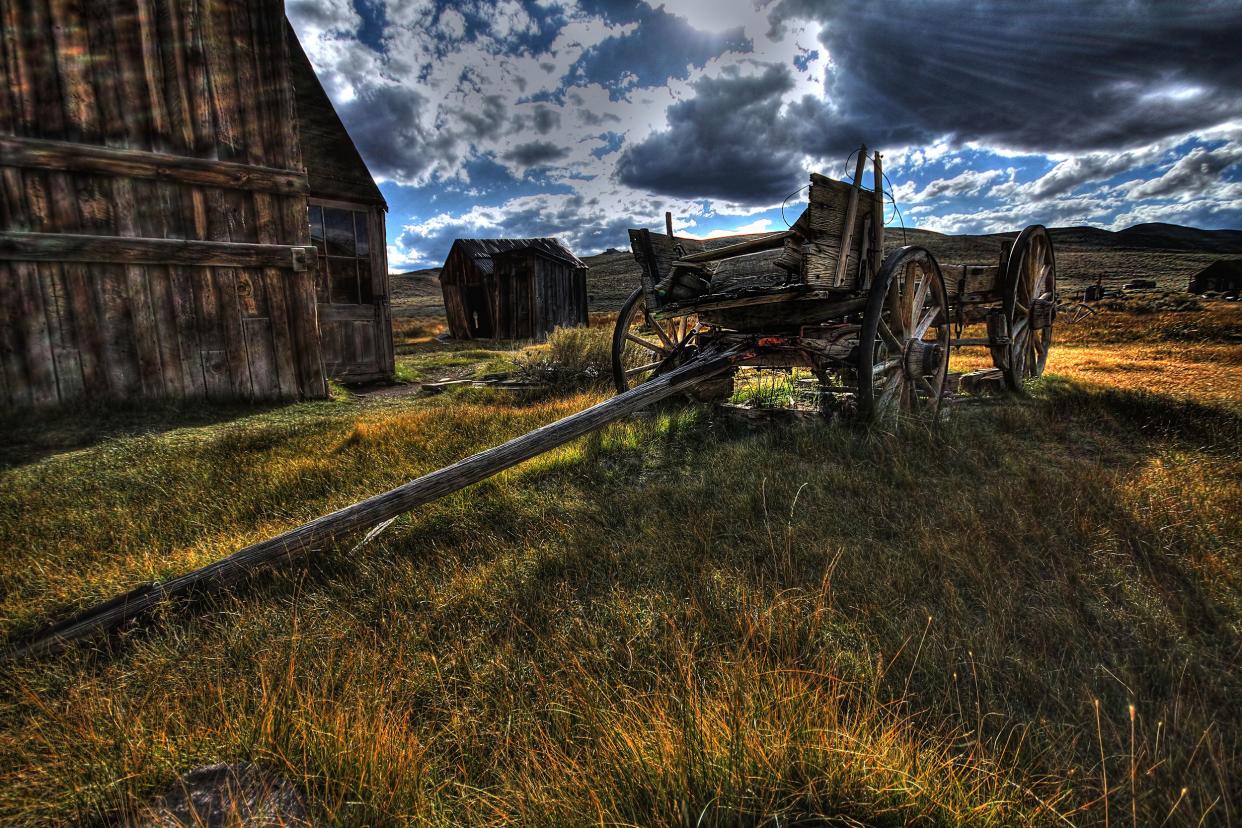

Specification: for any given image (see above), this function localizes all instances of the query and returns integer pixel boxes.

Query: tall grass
[0,307,1239,825]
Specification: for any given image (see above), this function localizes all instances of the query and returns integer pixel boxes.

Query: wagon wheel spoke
[912,304,939,340]
[625,359,665,376]
[877,373,902,415]
[877,318,903,352]
[625,332,667,354]
[887,273,907,338]
[872,357,902,378]
[643,311,675,349]
[916,376,937,398]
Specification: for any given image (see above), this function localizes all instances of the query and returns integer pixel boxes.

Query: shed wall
[439,243,588,341]
[0,0,324,408]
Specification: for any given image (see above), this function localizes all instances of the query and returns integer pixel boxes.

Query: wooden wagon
[612,148,1058,419]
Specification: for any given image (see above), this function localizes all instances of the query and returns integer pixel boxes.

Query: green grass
[0,308,1240,826]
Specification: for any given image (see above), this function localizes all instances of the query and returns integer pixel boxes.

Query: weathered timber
[675,231,795,265]
[0,232,315,271]
[834,146,867,287]
[869,151,884,290]
[9,346,744,659]
[0,135,309,194]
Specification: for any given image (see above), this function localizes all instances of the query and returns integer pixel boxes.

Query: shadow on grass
[0,397,297,471]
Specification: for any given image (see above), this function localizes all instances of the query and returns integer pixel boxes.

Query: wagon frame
[611,147,1058,419]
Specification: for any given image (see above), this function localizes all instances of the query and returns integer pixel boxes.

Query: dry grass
[953,302,1242,407]
[0,304,1239,826]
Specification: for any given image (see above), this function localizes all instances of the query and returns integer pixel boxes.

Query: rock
[138,763,312,827]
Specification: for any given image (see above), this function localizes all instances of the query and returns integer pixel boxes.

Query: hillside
[392,223,1242,317]
[580,222,1242,313]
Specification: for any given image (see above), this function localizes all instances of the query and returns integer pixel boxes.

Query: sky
[286,0,1242,271]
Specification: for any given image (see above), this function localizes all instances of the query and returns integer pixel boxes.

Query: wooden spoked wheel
[1000,224,1056,390]
[611,287,698,394]
[856,247,951,420]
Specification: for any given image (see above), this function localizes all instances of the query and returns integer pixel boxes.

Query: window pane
[329,257,359,303]
[308,205,325,255]
[357,260,373,304]
[324,208,355,256]
[354,211,370,256]
[315,262,329,303]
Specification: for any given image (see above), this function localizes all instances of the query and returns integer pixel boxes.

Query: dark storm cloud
[616,63,807,202]
[502,141,571,167]
[335,85,456,183]
[622,0,1242,204]
[789,0,1242,152]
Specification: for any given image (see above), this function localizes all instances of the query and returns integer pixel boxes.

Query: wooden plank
[213,6,282,400]
[835,147,867,286]
[11,345,744,658]
[47,0,109,397]
[676,231,793,264]
[0,131,311,193]
[368,206,394,377]
[203,187,253,399]
[0,263,33,407]
[112,179,168,396]
[0,231,315,269]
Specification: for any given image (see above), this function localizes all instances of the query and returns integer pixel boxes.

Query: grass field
[1,303,1239,826]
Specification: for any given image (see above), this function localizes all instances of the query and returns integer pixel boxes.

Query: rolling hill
[390,222,1242,316]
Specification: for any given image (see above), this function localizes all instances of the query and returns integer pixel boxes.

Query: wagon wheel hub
[903,339,943,379]
[1030,297,1057,330]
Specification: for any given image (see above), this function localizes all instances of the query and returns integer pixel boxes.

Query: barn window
[308,204,374,304]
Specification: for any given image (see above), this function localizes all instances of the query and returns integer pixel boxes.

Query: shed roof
[286,21,386,207]
[453,238,586,270]
[1192,259,1242,278]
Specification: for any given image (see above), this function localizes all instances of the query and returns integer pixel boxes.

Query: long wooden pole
[834,145,868,287]
[9,347,744,659]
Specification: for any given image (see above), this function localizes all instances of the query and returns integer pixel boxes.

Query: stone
[138,763,312,828]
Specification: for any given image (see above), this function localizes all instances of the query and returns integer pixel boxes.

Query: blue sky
[287,0,1242,271]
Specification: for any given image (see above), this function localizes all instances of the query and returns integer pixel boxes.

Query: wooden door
[308,200,393,382]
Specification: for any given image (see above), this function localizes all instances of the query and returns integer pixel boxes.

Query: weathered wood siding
[0,0,325,408]
[440,241,588,341]
[800,173,875,291]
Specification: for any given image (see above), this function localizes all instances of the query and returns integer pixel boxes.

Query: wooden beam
[675,230,795,265]
[835,145,867,287]
[0,134,309,195]
[871,151,884,287]
[6,345,744,659]
[0,231,315,271]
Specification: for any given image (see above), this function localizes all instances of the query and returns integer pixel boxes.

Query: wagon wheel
[856,247,951,421]
[611,287,699,394]
[1000,224,1057,390]
[1058,300,1095,324]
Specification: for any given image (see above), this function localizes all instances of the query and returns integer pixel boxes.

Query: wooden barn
[439,238,588,340]
[1189,260,1242,296]
[0,0,394,410]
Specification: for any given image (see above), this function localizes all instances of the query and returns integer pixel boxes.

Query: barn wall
[0,0,324,408]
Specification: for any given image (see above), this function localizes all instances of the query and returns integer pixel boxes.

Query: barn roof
[286,22,386,207]
[1192,259,1242,278]
[453,238,586,270]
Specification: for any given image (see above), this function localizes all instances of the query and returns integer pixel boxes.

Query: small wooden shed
[0,0,394,409]
[1189,260,1242,296]
[439,238,589,340]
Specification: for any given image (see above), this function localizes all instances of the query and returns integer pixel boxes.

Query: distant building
[1189,260,1242,295]
[439,239,589,340]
